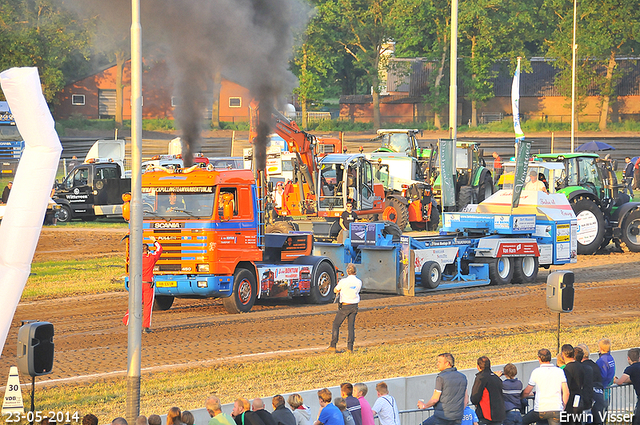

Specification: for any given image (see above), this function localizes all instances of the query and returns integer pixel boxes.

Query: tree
[320,0,398,129]
[0,0,91,103]
[393,0,451,128]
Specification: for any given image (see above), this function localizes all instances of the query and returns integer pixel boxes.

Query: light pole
[126,0,143,421]
[570,0,577,153]
[449,0,458,141]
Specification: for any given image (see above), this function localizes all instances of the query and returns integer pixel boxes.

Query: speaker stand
[556,313,561,355]
[30,375,35,425]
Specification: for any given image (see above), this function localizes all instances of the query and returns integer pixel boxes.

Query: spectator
[461,405,479,425]
[353,383,374,425]
[135,417,148,425]
[68,156,79,171]
[574,347,593,413]
[340,383,362,425]
[634,157,640,191]
[272,395,296,425]
[577,343,605,425]
[417,353,467,425]
[492,152,503,185]
[182,411,195,425]
[274,182,284,209]
[524,171,548,193]
[521,348,569,425]
[499,363,524,425]
[471,356,505,425]
[83,414,99,425]
[562,344,585,425]
[206,395,235,425]
[287,394,311,425]
[149,415,162,425]
[624,157,635,197]
[232,398,266,425]
[556,352,566,369]
[328,263,362,353]
[596,338,616,389]
[112,418,129,425]
[339,201,358,234]
[168,407,185,425]
[371,382,400,425]
[614,348,640,425]
[1,181,12,204]
[252,398,276,425]
[314,388,343,425]
[334,397,355,425]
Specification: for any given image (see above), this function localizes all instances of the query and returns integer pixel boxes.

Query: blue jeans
[504,410,523,425]
[625,177,634,197]
[422,416,459,425]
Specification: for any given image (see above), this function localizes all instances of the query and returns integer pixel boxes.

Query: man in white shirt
[327,263,362,353]
[524,170,548,193]
[371,382,400,425]
[521,348,570,425]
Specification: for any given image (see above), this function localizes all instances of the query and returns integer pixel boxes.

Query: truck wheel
[223,268,257,313]
[420,261,441,289]
[57,205,72,223]
[481,257,514,285]
[620,209,640,252]
[309,262,335,304]
[154,295,174,311]
[266,221,295,233]
[513,256,539,284]
[382,198,409,231]
[457,186,474,211]
[477,173,494,203]
[571,197,605,255]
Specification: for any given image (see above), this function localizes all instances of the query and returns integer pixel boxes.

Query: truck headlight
[197,264,209,272]
[197,280,208,288]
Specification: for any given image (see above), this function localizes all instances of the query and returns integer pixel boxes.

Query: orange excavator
[248,100,386,239]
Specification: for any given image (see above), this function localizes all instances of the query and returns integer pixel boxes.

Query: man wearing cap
[1,181,12,204]
[524,171,547,193]
[122,236,163,333]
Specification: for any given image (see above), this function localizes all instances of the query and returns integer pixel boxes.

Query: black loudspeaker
[546,271,574,313]
[17,321,54,377]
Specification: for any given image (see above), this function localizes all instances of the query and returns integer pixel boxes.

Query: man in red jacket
[471,356,506,425]
[123,236,163,333]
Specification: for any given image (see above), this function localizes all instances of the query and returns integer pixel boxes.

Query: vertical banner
[512,140,532,208]
[512,57,525,140]
[439,139,456,208]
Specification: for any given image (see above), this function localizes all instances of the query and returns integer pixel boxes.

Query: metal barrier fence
[376,384,637,425]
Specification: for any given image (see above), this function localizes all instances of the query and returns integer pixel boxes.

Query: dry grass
[17,319,640,423]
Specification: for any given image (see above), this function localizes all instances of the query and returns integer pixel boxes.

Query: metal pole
[449,0,458,141]
[570,0,577,153]
[557,313,561,355]
[126,0,143,422]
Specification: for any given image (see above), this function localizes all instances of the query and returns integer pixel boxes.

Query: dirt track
[1,228,639,385]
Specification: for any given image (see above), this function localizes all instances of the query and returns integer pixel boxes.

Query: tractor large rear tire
[457,186,474,211]
[620,209,640,252]
[381,197,409,231]
[571,197,605,255]
[477,172,494,203]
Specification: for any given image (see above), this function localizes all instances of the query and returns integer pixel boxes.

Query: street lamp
[570,0,577,153]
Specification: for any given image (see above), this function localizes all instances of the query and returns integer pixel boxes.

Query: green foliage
[141,119,176,131]
[306,119,373,132]
[219,121,250,131]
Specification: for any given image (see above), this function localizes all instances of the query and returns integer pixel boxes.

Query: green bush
[219,121,250,131]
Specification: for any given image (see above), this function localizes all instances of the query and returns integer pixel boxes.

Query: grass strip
[25,256,125,300]
[26,319,640,422]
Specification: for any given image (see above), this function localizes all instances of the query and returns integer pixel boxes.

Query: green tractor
[536,153,640,254]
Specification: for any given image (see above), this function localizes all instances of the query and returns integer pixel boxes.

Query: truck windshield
[0,125,22,141]
[142,190,215,219]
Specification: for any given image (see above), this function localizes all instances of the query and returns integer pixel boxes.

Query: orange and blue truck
[124,166,337,313]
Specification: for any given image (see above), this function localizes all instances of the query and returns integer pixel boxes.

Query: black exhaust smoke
[60,0,307,166]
